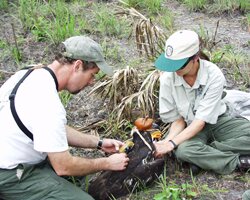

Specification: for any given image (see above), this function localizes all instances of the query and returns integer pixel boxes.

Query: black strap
[43,66,59,91]
[9,69,34,141]
[9,67,59,141]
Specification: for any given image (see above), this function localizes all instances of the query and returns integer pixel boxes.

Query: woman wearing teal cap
[154,30,250,175]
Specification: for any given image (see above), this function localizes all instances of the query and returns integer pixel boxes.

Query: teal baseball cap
[62,36,113,76]
[155,30,199,72]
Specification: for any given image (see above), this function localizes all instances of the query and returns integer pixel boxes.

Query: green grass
[239,0,250,12]
[0,39,7,49]
[183,0,207,11]
[121,0,142,8]
[0,0,8,10]
[208,0,242,13]
[13,0,84,44]
[153,168,224,200]
[159,9,175,33]
[144,0,163,14]
[101,40,126,65]
[247,13,250,27]
[121,0,163,15]
[179,0,249,13]
[46,1,79,43]
[93,4,130,37]
[154,168,198,200]
[59,91,73,107]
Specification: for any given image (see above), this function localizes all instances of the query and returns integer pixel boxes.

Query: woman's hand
[154,140,174,158]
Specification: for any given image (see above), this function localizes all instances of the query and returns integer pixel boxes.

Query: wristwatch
[168,140,177,149]
[97,139,103,150]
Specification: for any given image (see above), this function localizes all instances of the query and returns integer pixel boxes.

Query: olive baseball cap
[62,36,113,76]
[155,30,199,72]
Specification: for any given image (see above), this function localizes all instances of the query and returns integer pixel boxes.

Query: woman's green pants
[175,114,250,174]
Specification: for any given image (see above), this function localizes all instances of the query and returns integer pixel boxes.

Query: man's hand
[101,139,124,153]
[154,140,174,158]
[106,153,129,171]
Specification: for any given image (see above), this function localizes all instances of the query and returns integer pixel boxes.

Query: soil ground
[0,0,249,199]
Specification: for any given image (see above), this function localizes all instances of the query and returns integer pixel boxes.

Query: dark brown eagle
[88,128,165,200]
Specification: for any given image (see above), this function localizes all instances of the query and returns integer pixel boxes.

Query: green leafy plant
[120,0,163,14]
[144,0,163,15]
[59,91,73,108]
[9,23,23,63]
[45,1,79,44]
[208,0,240,14]
[0,0,8,10]
[14,0,81,44]
[220,46,250,88]
[120,0,142,8]
[16,0,46,33]
[183,0,207,11]
[154,165,197,200]
[239,0,250,12]
[100,117,133,139]
[246,13,250,33]
[160,9,175,33]
[101,40,125,64]
[210,49,224,63]
[93,4,129,37]
[196,22,221,55]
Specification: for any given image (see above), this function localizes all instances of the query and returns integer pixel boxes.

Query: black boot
[189,163,201,175]
[238,156,250,172]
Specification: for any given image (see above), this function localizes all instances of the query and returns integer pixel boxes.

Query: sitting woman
[153,30,250,175]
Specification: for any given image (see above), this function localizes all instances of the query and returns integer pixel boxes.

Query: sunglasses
[178,56,194,71]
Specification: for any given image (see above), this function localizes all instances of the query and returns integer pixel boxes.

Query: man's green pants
[0,161,94,200]
[175,114,250,174]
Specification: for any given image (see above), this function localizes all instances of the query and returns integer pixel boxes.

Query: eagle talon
[119,140,134,153]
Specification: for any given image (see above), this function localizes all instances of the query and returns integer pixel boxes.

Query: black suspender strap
[8,67,59,141]
[9,69,34,141]
[43,66,59,91]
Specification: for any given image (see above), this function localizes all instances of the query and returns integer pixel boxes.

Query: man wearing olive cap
[154,30,250,175]
[0,36,129,199]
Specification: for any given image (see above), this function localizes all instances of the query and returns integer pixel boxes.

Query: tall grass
[0,0,8,10]
[121,0,141,8]
[183,0,207,11]
[93,4,130,37]
[153,166,222,200]
[17,0,40,32]
[120,0,163,14]
[160,9,175,33]
[59,91,73,107]
[15,0,83,44]
[144,0,163,14]
[46,1,78,43]
[239,0,250,12]
[247,13,250,28]
[220,45,250,87]
[180,0,249,13]
[208,0,243,13]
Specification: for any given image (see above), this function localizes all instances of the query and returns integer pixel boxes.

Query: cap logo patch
[166,45,173,57]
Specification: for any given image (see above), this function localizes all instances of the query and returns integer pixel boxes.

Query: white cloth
[224,89,250,121]
[159,59,227,125]
[0,68,68,169]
